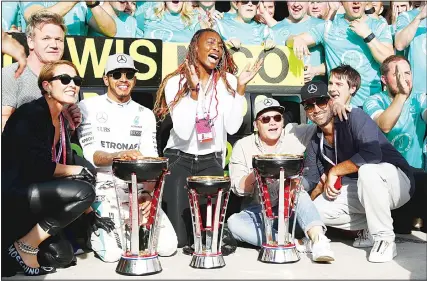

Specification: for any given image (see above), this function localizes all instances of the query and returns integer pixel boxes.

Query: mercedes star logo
[307,84,318,94]
[117,55,127,64]
[264,99,273,106]
[96,112,108,123]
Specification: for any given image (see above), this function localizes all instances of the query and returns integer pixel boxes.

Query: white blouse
[164,72,245,163]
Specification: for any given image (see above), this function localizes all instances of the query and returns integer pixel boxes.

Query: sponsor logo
[79,131,92,138]
[133,116,140,126]
[117,54,127,63]
[81,136,94,144]
[391,133,412,153]
[151,29,174,42]
[96,112,108,123]
[307,84,318,94]
[130,130,142,136]
[97,126,111,132]
[101,141,139,150]
[341,50,364,70]
[263,98,273,106]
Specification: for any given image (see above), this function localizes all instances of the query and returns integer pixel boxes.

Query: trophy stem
[278,168,285,245]
[130,173,139,256]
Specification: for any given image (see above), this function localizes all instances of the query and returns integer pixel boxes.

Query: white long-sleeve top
[164,72,245,164]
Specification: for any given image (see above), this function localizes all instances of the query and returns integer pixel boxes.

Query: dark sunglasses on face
[49,74,83,86]
[302,97,330,113]
[258,114,282,124]
[108,70,136,80]
[240,1,260,5]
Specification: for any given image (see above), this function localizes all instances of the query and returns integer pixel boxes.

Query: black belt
[165,149,222,160]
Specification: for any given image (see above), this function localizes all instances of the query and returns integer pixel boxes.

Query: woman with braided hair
[154,28,262,251]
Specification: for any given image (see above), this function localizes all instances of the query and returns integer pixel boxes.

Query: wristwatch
[364,33,376,43]
[87,1,100,8]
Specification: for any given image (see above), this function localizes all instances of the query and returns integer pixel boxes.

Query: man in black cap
[301,81,415,263]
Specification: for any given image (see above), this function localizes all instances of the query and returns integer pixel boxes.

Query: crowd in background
[1,0,426,277]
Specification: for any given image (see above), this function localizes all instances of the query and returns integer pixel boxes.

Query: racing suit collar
[105,94,132,107]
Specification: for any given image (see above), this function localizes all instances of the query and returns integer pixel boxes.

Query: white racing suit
[77,95,177,262]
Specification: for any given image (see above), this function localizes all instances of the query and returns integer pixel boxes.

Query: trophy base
[116,254,162,276]
[258,244,300,264]
[190,253,226,269]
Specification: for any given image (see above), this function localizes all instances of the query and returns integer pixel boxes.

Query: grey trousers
[313,163,411,242]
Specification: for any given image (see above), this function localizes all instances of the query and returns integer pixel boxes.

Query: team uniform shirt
[134,1,157,32]
[88,10,143,38]
[164,73,245,164]
[20,2,91,35]
[215,16,271,45]
[271,17,325,80]
[309,14,393,107]
[142,10,200,42]
[396,9,427,93]
[363,91,427,169]
[223,11,237,20]
[77,94,158,178]
[423,137,427,171]
[2,2,21,31]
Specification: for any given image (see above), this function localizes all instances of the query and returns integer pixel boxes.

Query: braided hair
[153,28,238,121]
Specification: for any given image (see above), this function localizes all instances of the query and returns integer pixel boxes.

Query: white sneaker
[311,234,335,262]
[368,240,397,263]
[295,237,312,253]
[353,229,374,248]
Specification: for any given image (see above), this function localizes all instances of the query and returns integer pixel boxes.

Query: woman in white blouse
[154,28,262,249]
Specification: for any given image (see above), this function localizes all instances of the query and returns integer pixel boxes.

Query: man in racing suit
[77,53,178,262]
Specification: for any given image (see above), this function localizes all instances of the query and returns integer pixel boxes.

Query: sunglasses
[108,70,136,80]
[302,97,330,113]
[257,114,282,124]
[240,1,260,5]
[49,74,83,86]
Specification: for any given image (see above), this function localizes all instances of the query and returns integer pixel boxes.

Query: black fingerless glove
[86,211,115,233]
[66,167,96,186]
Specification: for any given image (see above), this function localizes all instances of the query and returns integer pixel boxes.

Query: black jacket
[2,97,74,196]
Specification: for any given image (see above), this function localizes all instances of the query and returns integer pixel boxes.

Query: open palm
[237,58,264,86]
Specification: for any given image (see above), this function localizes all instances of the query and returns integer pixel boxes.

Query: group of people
[1,0,426,278]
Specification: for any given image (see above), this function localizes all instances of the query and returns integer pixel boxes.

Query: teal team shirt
[309,14,393,107]
[2,2,21,31]
[215,16,271,45]
[88,10,142,38]
[134,1,157,32]
[142,10,199,42]
[20,2,91,35]
[363,91,427,169]
[396,9,427,94]
[271,16,325,80]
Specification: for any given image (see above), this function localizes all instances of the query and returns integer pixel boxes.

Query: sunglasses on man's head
[240,1,260,5]
[302,97,330,113]
[49,74,83,86]
[257,114,282,124]
[108,70,136,80]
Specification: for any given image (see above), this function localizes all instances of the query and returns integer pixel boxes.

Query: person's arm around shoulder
[229,137,256,196]
[86,1,117,37]
[23,1,77,22]
[1,30,26,79]
[286,20,322,61]
[395,6,426,51]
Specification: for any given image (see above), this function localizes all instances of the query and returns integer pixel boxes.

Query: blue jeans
[227,190,325,246]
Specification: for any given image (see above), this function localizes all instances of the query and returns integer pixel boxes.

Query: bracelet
[189,83,200,92]
[364,33,376,43]
[87,1,100,8]
[16,240,39,255]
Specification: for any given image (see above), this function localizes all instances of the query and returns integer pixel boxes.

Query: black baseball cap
[300,81,329,103]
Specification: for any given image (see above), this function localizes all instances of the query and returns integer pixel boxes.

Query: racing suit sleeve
[138,110,158,157]
[76,100,98,166]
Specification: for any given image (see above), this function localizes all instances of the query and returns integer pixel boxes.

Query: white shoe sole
[313,255,335,262]
[369,249,397,263]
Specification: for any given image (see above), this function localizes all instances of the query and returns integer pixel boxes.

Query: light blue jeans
[227,190,325,247]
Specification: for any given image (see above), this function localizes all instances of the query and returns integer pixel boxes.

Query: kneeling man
[302,81,414,263]
[227,97,335,262]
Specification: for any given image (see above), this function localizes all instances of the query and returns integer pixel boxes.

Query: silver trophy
[252,154,304,264]
[186,176,231,269]
[112,157,169,276]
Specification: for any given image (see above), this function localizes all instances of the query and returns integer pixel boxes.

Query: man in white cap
[77,53,178,262]
[227,97,335,262]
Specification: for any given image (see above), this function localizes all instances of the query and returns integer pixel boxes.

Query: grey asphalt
[4,231,426,280]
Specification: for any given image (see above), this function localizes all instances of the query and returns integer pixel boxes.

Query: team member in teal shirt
[2,2,22,31]
[141,2,200,43]
[215,1,273,49]
[88,1,142,38]
[270,2,325,83]
[395,4,427,94]
[363,55,426,169]
[286,2,394,108]
[19,1,116,37]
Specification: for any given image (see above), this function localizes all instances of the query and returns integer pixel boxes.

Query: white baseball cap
[253,97,285,119]
[104,53,139,74]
